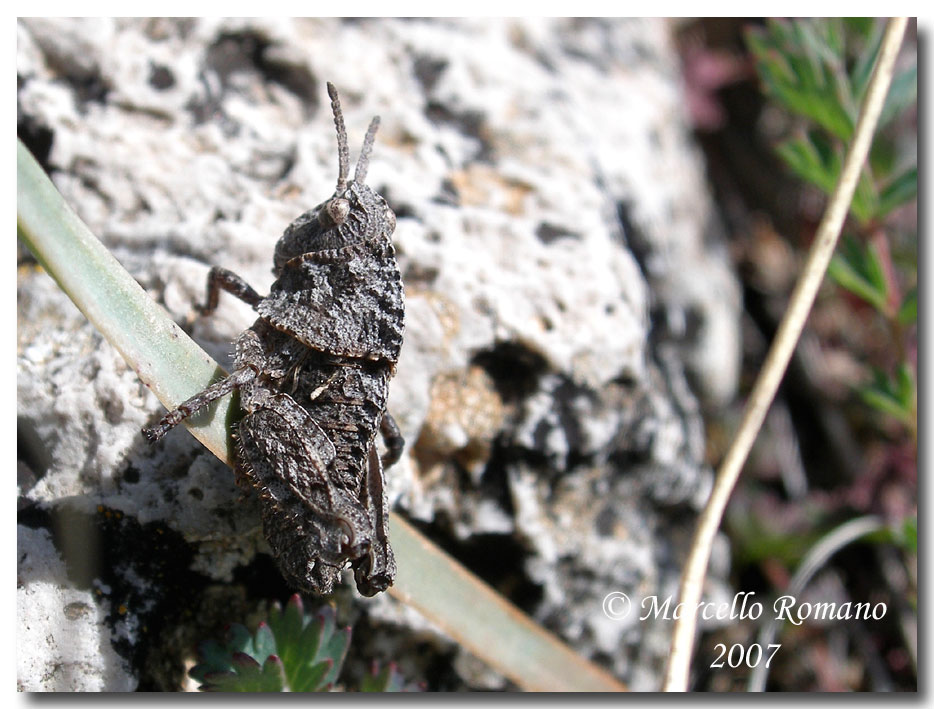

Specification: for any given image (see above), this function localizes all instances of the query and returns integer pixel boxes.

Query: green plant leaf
[843,17,876,41]
[776,133,839,193]
[897,287,917,325]
[359,662,422,692]
[827,236,889,311]
[775,131,878,223]
[868,133,897,177]
[900,516,917,554]
[727,498,826,568]
[253,623,277,664]
[747,19,857,140]
[301,659,336,692]
[746,17,914,225]
[878,165,918,217]
[858,366,915,424]
[265,595,305,679]
[878,65,918,130]
[360,664,400,692]
[200,653,287,692]
[895,362,914,404]
[851,172,880,225]
[190,601,352,692]
[189,640,232,684]
[310,608,351,689]
[192,625,251,673]
[848,19,886,102]
[227,623,260,657]
[264,598,350,692]
[863,516,917,554]
[190,624,287,692]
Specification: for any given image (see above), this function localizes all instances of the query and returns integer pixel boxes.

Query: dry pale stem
[662,17,910,692]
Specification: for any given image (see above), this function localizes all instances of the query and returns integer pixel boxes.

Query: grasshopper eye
[384,208,396,234]
[325,197,350,225]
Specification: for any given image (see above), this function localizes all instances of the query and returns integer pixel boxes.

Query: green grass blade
[387,516,624,691]
[17,139,236,464]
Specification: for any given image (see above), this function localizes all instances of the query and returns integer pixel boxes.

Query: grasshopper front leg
[198,266,264,315]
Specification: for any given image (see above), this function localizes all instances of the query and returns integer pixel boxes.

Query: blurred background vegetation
[674,17,917,691]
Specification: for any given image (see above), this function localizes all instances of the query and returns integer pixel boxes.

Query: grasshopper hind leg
[142,366,257,443]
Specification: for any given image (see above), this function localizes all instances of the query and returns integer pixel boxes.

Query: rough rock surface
[17,525,137,691]
[17,18,740,691]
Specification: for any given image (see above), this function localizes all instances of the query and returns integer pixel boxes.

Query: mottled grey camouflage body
[143,83,404,596]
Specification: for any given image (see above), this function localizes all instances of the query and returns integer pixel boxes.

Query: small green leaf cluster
[189,594,419,692]
[746,18,916,224]
[746,19,917,434]
[864,514,918,558]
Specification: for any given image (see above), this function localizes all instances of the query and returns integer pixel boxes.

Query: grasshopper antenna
[327,82,350,193]
[353,116,380,185]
